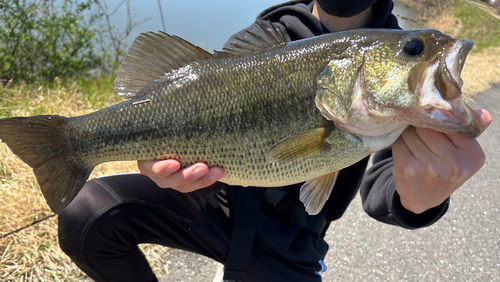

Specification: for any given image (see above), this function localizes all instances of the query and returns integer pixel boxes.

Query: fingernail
[209,171,223,182]
[193,167,206,178]
[475,109,483,118]
[165,164,177,173]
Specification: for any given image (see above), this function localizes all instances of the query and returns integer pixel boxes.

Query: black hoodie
[222,2,449,279]
[225,0,448,227]
[225,0,400,47]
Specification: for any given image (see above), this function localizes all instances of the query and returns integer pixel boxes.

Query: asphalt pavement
[320,85,500,281]
[159,85,500,282]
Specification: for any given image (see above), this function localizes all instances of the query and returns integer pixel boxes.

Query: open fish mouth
[432,39,480,137]
[435,39,474,101]
[407,38,481,138]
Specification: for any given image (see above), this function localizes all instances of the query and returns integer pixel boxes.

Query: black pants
[58,173,328,282]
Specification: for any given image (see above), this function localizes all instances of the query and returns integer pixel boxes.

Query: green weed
[453,1,500,52]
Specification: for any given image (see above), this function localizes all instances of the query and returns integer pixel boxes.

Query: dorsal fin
[215,21,288,57]
[114,31,212,98]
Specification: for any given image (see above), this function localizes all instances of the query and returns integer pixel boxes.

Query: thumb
[475,109,492,133]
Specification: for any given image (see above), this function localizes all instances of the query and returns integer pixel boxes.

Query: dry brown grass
[0,82,170,281]
[462,46,500,95]
[1,82,85,281]
[1,2,500,279]
[428,9,462,34]
[399,0,450,23]
[427,6,500,96]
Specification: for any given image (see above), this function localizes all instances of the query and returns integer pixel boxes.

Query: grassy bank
[0,79,117,281]
[1,0,500,281]
[402,0,500,51]
[448,0,500,94]
[450,0,500,52]
[0,78,170,281]
[399,0,500,94]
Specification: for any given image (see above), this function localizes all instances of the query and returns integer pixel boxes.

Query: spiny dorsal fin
[114,31,212,98]
[216,21,288,57]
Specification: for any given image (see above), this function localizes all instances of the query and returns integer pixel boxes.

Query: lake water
[109,0,419,52]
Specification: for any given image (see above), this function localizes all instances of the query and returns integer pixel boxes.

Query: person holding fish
[51,0,490,281]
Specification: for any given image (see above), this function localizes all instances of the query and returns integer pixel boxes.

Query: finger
[174,167,225,193]
[392,135,418,177]
[392,135,415,161]
[439,109,490,166]
[399,126,437,162]
[445,109,492,150]
[443,133,485,171]
[138,159,180,178]
[413,127,457,158]
[475,109,492,132]
[152,162,210,189]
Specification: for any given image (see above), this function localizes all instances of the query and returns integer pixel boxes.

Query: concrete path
[159,85,499,282]
[321,85,500,281]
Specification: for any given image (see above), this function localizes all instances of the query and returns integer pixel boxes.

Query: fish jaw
[435,40,473,100]
[405,100,481,138]
[404,39,481,137]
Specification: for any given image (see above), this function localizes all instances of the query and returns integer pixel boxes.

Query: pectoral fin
[300,171,339,215]
[266,127,330,163]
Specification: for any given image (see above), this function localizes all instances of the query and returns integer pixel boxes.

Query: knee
[57,178,120,256]
[58,205,87,257]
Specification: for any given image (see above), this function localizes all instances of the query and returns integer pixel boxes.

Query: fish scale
[0,25,481,214]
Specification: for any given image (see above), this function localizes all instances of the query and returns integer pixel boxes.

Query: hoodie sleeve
[359,147,449,229]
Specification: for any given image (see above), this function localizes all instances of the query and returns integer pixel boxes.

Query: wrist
[390,190,450,229]
[399,196,446,215]
[399,197,427,214]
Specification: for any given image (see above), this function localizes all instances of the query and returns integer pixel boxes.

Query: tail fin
[0,115,93,213]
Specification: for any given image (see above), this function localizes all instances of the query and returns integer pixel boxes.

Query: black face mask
[316,0,377,17]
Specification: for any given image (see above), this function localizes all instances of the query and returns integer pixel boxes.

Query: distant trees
[0,0,147,83]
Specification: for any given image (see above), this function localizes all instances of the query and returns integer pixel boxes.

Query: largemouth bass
[0,24,481,214]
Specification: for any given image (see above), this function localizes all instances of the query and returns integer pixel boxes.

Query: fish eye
[403,39,425,56]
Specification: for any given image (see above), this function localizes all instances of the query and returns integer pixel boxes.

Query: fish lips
[429,40,481,137]
[423,102,482,138]
[435,39,474,101]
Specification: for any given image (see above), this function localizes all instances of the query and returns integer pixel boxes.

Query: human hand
[392,109,492,214]
[137,160,225,193]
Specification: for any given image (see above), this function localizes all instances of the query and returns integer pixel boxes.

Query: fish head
[316,29,481,140]
[388,29,480,137]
